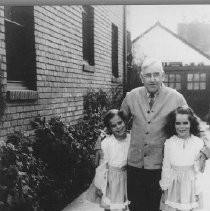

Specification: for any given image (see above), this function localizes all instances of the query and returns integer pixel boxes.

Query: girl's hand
[94,150,102,167]
[162,190,168,203]
[121,165,127,171]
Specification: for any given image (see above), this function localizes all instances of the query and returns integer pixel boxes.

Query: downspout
[123,5,127,96]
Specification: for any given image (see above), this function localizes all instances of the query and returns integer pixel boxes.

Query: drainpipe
[123,5,127,96]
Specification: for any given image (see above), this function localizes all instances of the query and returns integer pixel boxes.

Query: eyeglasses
[142,72,161,79]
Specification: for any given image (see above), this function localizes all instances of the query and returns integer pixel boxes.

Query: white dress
[101,134,130,210]
[159,135,204,211]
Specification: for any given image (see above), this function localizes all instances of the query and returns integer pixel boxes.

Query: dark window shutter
[5,6,36,90]
[82,5,94,66]
[112,23,118,78]
[5,20,25,81]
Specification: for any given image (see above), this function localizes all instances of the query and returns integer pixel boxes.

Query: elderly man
[121,57,188,211]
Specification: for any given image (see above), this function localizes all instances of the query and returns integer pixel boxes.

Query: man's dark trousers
[127,165,162,211]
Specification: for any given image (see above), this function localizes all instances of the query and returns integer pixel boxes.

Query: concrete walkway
[62,191,103,211]
[63,122,210,211]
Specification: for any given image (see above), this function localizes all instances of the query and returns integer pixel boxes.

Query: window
[82,5,94,67]
[187,73,206,90]
[112,23,118,78]
[164,73,181,90]
[5,6,36,90]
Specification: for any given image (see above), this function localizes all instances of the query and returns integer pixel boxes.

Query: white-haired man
[121,57,188,211]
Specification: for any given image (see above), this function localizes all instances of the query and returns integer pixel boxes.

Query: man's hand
[198,152,207,173]
[95,188,103,197]
[99,128,108,138]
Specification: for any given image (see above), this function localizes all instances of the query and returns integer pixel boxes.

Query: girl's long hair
[104,109,126,134]
[164,106,200,138]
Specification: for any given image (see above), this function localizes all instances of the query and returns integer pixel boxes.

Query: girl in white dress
[159,106,204,211]
[94,109,130,211]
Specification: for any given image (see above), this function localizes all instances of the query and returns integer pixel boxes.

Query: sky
[128,5,210,40]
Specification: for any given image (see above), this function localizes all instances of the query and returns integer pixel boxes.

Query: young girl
[159,106,204,211]
[88,109,130,211]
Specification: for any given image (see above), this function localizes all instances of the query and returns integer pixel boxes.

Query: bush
[32,87,124,210]
[0,87,124,211]
[0,132,45,211]
[32,115,96,211]
[84,86,123,114]
[127,64,143,92]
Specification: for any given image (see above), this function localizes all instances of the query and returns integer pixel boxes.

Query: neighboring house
[178,22,210,57]
[0,5,128,139]
[132,22,210,118]
[133,21,210,66]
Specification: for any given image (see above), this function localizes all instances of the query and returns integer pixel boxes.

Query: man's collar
[146,83,164,98]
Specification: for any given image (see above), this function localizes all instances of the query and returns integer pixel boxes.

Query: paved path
[63,123,210,211]
[62,191,103,211]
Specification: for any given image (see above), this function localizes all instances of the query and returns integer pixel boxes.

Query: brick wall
[0,5,125,140]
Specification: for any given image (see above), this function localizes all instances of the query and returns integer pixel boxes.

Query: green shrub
[0,87,124,211]
[0,132,45,211]
[32,87,124,210]
[84,86,123,114]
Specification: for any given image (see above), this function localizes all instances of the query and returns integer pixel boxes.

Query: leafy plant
[0,132,45,211]
[31,87,124,210]
[0,86,124,211]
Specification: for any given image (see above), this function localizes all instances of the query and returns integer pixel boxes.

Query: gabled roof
[132,21,210,61]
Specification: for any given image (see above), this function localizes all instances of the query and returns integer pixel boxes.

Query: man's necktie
[149,93,155,109]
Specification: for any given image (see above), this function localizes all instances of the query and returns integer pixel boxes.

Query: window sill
[83,61,95,73]
[111,76,121,83]
[7,90,38,101]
